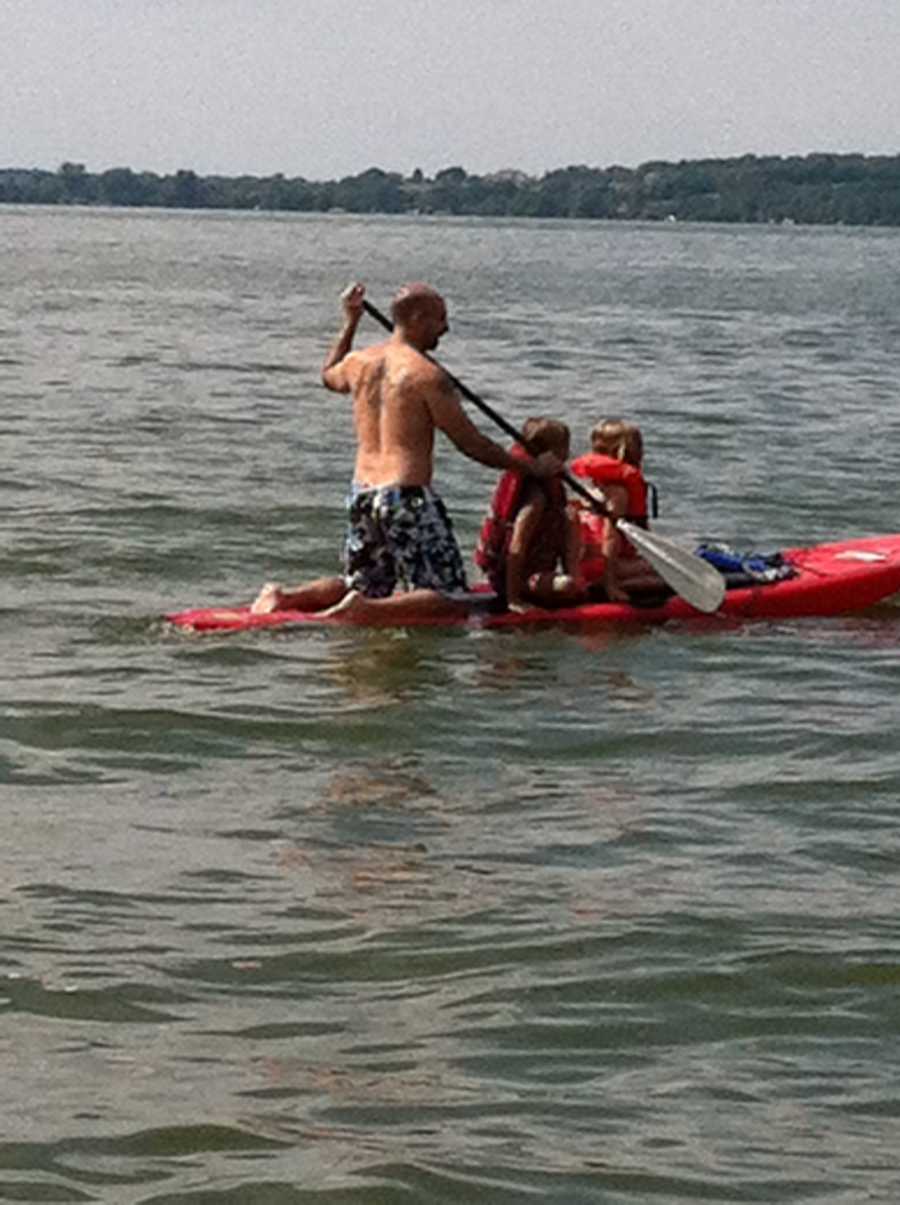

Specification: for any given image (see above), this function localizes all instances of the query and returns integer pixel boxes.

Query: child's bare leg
[602,570,631,604]
[617,556,666,594]
[251,576,347,614]
[564,510,583,580]
[523,572,586,609]
[600,528,631,603]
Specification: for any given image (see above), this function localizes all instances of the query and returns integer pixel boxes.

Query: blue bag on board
[694,543,797,588]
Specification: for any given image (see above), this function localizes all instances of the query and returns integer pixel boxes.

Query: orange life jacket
[569,453,648,523]
[570,453,651,572]
[474,448,566,590]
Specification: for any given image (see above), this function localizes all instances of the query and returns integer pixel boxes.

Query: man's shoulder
[342,342,391,385]
[349,341,388,366]
[384,345,450,395]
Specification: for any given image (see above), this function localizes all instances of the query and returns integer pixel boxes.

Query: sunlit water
[2,205,900,1203]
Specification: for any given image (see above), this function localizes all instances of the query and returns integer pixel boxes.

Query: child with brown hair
[475,417,585,612]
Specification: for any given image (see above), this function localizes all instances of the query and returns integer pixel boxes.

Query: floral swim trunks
[343,484,469,598]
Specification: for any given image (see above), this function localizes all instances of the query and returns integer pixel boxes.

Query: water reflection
[470,631,658,711]
[602,669,657,709]
[322,762,439,810]
[322,630,456,706]
[272,758,447,921]
[269,753,661,938]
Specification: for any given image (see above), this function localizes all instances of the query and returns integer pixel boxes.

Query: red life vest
[569,453,648,522]
[474,448,566,590]
[570,453,650,573]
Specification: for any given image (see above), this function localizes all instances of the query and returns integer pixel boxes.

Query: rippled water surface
[2,206,900,1203]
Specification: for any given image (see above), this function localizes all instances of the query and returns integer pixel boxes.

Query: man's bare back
[322,283,521,485]
[334,342,444,487]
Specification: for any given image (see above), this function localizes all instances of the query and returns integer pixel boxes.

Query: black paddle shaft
[361,299,611,518]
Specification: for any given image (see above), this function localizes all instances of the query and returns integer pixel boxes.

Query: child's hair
[522,417,570,459]
[591,418,643,466]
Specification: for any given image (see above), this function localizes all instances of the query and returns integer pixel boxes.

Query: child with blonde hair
[571,418,660,600]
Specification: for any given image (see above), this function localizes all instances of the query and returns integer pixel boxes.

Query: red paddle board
[166,534,900,633]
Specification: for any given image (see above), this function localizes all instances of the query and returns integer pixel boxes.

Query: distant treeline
[4,155,900,225]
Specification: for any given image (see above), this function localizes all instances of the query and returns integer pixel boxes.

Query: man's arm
[321,282,365,393]
[427,372,555,475]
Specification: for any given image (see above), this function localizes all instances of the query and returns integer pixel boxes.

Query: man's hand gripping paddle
[362,299,725,614]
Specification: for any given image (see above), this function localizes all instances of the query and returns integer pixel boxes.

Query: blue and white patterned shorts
[343,484,469,598]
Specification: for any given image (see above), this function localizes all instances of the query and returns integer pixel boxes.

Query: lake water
[2,205,900,1203]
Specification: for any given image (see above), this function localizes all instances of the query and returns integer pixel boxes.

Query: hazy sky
[4,0,899,179]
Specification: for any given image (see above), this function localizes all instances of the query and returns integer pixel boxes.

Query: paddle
[362,299,725,614]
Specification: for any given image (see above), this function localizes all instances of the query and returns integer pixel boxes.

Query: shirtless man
[251,281,557,621]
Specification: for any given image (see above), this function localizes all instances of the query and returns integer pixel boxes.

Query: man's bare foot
[250,582,284,614]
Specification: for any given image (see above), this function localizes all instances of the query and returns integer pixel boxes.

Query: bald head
[391,282,446,324]
[390,282,448,350]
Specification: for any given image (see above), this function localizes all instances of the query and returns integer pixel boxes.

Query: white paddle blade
[618,520,726,614]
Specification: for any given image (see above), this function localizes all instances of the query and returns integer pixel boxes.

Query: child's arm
[504,488,546,612]
[562,505,584,585]
[598,485,630,603]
